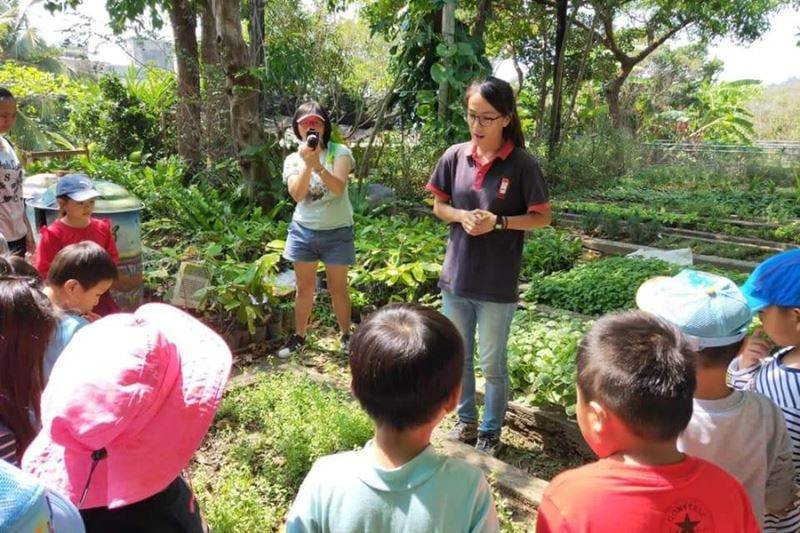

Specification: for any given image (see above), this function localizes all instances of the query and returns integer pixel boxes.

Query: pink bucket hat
[22,303,232,510]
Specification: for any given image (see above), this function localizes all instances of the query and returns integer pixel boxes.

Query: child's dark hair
[5,255,42,286]
[349,303,464,430]
[577,310,696,441]
[0,87,13,100]
[47,241,118,289]
[292,101,332,149]
[0,268,57,460]
[697,340,745,369]
[464,76,525,148]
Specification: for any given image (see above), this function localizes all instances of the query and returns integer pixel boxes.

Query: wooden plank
[558,205,781,229]
[432,429,548,508]
[557,212,793,250]
[476,385,594,461]
[580,236,757,272]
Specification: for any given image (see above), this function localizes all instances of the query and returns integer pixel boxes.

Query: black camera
[306,129,319,149]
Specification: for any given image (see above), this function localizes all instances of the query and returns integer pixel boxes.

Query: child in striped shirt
[729,249,800,532]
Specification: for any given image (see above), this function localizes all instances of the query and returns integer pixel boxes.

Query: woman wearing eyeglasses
[278,101,356,358]
[426,76,552,456]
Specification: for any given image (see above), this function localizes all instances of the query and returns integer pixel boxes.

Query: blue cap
[55,173,101,202]
[636,269,752,349]
[741,249,800,312]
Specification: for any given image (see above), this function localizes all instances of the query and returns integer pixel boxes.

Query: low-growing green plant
[198,251,283,334]
[351,213,446,304]
[520,228,583,280]
[627,216,661,245]
[507,309,590,415]
[525,257,680,315]
[194,372,373,532]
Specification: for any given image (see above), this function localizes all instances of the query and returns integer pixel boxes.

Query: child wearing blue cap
[34,174,119,316]
[638,269,797,530]
[729,249,800,531]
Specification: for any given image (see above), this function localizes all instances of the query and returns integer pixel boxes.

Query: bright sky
[708,5,800,84]
[27,0,171,66]
[27,0,800,86]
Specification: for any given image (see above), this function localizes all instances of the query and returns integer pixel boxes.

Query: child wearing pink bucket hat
[22,303,232,532]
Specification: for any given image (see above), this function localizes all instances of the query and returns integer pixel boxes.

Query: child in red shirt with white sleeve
[35,173,119,316]
[536,310,760,533]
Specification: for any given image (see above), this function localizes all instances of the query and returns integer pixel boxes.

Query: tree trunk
[438,0,456,126]
[472,0,492,45]
[357,74,401,181]
[169,0,202,174]
[511,46,524,95]
[248,0,266,117]
[200,0,234,165]
[605,62,633,131]
[564,14,597,133]
[212,0,271,205]
[548,0,571,159]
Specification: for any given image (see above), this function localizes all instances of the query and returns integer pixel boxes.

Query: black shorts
[80,476,206,533]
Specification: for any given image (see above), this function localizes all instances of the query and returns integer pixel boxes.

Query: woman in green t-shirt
[279,102,356,358]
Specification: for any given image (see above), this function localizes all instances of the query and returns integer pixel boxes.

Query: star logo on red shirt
[675,513,700,532]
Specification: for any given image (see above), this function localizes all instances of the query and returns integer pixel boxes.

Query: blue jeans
[442,291,517,436]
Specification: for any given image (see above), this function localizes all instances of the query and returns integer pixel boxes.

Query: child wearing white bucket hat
[22,303,232,532]
[637,269,797,530]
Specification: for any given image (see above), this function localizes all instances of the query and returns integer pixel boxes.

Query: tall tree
[212,0,270,203]
[569,0,791,128]
[168,0,202,172]
[199,0,232,164]
[1,0,66,73]
[547,0,569,157]
[46,0,203,168]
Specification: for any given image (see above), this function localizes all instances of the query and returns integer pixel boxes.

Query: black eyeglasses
[466,112,504,127]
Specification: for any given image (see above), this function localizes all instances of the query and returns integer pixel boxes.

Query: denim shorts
[283,221,356,265]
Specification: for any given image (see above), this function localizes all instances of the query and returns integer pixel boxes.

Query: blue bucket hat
[636,269,752,350]
[741,249,800,312]
[0,460,51,532]
[55,173,101,202]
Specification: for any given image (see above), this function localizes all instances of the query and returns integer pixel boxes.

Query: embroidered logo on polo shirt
[497,177,510,199]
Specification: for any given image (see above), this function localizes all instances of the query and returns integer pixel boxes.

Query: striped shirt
[729,347,800,533]
[0,419,17,465]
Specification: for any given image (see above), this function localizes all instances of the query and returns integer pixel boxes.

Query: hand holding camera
[299,128,322,170]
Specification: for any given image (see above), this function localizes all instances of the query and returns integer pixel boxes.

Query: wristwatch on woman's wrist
[494,215,506,231]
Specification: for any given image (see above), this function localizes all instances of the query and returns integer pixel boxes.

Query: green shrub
[194,373,373,532]
[525,257,680,315]
[507,309,590,415]
[542,130,642,191]
[351,213,446,305]
[367,130,448,202]
[520,228,583,279]
[626,216,661,245]
[69,73,176,162]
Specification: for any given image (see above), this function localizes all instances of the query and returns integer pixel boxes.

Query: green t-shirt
[285,441,500,533]
[283,143,355,230]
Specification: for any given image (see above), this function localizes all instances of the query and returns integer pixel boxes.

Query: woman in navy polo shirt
[426,77,552,456]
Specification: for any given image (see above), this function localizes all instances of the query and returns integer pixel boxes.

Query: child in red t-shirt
[35,173,119,315]
[536,310,760,533]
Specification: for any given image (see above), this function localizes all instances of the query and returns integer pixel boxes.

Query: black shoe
[277,334,305,359]
[340,333,351,352]
[475,433,504,457]
[447,421,479,445]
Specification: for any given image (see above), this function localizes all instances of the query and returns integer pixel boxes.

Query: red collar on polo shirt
[468,141,515,190]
